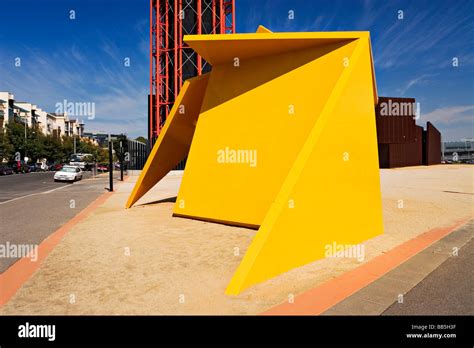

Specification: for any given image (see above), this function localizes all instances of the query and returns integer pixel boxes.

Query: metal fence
[127,139,149,170]
[125,138,187,171]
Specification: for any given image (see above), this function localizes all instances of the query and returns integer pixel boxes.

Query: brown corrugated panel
[376,97,417,144]
[415,125,424,164]
[388,141,422,167]
[425,122,441,165]
[378,144,390,168]
[376,96,426,168]
[378,125,423,168]
[376,115,416,143]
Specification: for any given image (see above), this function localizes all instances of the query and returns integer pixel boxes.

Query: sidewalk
[383,232,473,315]
[0,165,472,315]
[322,220,473,315]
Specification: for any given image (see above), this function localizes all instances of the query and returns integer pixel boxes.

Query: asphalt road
[383,237,473,315]
[0,171,120,273]
[0,172,71,203]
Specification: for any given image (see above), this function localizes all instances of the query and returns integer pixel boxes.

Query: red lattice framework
[149,0,235,145]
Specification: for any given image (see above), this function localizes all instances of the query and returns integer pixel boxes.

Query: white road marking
[41,185,72,194]
[0,174,106,205]
[0,184,70,205]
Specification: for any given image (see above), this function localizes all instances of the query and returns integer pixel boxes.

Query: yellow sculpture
[126,26,383,295]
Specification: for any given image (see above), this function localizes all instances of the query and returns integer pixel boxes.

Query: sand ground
[1,165,472,315]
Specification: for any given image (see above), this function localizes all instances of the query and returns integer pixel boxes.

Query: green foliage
[0,126,14,160]
[113,134,128,163]
[5,121,26,157]
[1,120,103,163]
[81,141,108,164]
[135,136,147,144]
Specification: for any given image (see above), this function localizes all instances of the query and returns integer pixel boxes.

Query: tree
[0,129,14,161]
[26,125,45,162]
[2,120,107,164]
[5,122,43,162]
[5,121,26,159]
[113,134,128,163]
[135,136,147,144]
[44,135,65,162]
[77,138,108,164]
[61,136,74,160]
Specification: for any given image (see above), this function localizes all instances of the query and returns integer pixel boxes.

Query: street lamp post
[119,141,124,181]
[22,115,28,161]
[108,134,113,192]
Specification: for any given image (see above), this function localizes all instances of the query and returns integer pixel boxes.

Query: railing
[127,139,149,170]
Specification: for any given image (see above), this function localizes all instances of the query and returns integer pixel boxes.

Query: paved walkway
[0,165,472,314]
[383,231,473,315]
[0,172,111,272]
[321,220,473,315]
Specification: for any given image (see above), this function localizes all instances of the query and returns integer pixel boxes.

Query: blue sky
[0,0,472,140]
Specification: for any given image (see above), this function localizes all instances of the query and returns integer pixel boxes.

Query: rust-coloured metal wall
[375,97,442,168]
[424,121,442,165]
[376,97,422,168]
[378,126,423,168]
[376,115,417,144]
[375,97,417,144]
[387,126,423,168]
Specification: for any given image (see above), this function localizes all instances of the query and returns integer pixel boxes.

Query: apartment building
[65,118,85,137]
[0,92,15,128]
[14,102,37,127]
[35,108,48,132]
[0,91,85,138]
[47,112,66,137]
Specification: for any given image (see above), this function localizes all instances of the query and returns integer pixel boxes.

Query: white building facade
[0,92,15,128]
[0,91,86,138]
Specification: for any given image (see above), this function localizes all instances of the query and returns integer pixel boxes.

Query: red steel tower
[149,0,235,145]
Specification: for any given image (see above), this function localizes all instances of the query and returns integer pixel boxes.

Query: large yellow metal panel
[255,25,272,34]
[125,74,209,208]
[185,31,378,104]
[125,29,383,295]
[184,32,368,65]
[174,40,359,227]
[225,38,383,294]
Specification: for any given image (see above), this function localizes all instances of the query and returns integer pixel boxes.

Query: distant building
[13,102,37,127]
[0,91,86,138]
[0,92,15,127]
[35,108,48,132]
[65,118,85,137]
[442,140,473,163]
[83,132,120,147]
[47,112,66,137]
[375,97,442,168]
[82,132,149,169]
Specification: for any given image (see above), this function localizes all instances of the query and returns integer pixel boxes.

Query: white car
[54,166,83,182]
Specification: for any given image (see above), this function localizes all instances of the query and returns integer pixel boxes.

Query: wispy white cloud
[419,105,474,141]
[373,1,473,70]
[356,0,392,30]
[397,73,437,95]
[421,105,474,125]
[0,22,149,138]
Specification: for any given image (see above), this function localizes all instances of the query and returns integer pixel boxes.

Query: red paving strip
[0,191,113,307]
[262,217,472,315]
